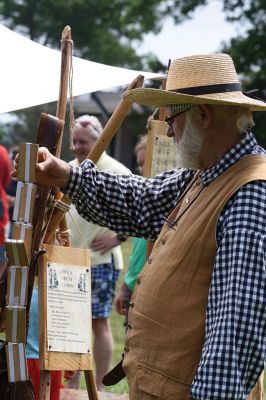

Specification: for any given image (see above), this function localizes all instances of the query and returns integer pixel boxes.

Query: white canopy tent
[0,24,162,114]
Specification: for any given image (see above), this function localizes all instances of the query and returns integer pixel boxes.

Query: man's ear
[197,105,212,129]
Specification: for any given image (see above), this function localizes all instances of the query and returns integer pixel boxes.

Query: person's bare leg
[92,318,113,391]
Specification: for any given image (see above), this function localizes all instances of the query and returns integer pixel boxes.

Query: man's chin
[76,155,87,164]
[176,153,200,169]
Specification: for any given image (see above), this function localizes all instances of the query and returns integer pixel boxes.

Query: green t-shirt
[124,237,147,291]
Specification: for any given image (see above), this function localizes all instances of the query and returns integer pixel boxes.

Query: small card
[6,343,28,382]
[17,143,39,183]
[12,182,37,223]
[7,266,28,306]
[12,222,32,265]
[5,240,29,266]
[6,306,26,343]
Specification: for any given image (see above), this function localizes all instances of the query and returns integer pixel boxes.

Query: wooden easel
[33,26,99,400]
[36,73,145,400]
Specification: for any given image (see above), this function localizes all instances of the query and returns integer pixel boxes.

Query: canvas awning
[0,25,162,114]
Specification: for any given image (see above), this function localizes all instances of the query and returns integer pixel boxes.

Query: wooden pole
[55,25,72,156]
[88,74,144,163]
[40,371,51,400]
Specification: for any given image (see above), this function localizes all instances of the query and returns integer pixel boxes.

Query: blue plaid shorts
[91,262,120,319]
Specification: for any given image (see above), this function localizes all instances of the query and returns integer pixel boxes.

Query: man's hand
[91,234,121,255]
[12,147,71,188]
[115,283,127,315]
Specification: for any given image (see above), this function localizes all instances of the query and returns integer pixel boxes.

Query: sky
[138,1,240,64]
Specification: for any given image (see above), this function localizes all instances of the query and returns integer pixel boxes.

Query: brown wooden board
[39,244,93,371]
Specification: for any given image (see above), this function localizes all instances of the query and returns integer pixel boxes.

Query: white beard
[175,113,203,169]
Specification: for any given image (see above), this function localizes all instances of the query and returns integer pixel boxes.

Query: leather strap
[172,82,241,95]
[102,358,125,386]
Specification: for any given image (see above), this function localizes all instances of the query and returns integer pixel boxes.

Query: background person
[115,135,147,326]
[66,115,131,390]
[6,145,18,238]
[0,144,10,267]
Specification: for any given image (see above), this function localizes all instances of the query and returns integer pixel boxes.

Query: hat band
[172,82,241,96]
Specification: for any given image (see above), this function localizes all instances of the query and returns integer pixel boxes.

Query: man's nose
[73,142,81,150]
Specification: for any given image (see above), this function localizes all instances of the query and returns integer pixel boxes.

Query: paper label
[46,262,91,354]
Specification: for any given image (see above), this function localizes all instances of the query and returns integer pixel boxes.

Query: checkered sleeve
[62,160,194,240]
[192,180,266,399]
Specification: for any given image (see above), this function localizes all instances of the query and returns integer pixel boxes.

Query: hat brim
[123,88,266,111]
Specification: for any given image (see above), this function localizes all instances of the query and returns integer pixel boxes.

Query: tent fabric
[0,24,162,114]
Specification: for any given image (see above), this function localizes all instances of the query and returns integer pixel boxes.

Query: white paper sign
[150,134,178,177]
[46,262,91,353]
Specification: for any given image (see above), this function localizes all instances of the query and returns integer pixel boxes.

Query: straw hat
[123,53,266,111]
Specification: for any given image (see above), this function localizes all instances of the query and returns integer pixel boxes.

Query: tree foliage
[0,0,203,69]
[221,0,266,89]
[1,0,265,80]
[219,0,266,145]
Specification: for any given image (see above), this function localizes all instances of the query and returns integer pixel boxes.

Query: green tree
[220,0,266,145]
[0,0,202,69]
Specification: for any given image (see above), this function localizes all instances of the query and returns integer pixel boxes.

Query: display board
[39,244,93,371]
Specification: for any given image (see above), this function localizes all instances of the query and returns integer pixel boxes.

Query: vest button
[136,277,141,284]
[185,197,190,204]
[124,346,129,353]
[127,322,132,329]
[148,257,152,264]
[128,301,134,308]
[161,238,166,245]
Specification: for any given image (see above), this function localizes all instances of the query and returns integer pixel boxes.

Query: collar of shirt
[199,132,261,187]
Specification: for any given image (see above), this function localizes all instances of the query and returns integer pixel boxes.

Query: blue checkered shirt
[64,132,266,399]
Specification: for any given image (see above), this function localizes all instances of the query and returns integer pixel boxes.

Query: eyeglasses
[165,106,193,129]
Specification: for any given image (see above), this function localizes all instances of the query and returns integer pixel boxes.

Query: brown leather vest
[123,155,266,400]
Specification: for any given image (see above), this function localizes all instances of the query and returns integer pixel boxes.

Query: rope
[55,200,71,213]
[68,210,89,250]
[56,229,71,247]
[40,199,70,245]
[146,108,159,130]
[68,40,75,150]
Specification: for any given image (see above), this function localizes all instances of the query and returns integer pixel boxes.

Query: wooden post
[40,371,51,400]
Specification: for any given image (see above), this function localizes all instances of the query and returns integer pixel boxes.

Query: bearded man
[13,53,266,400]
